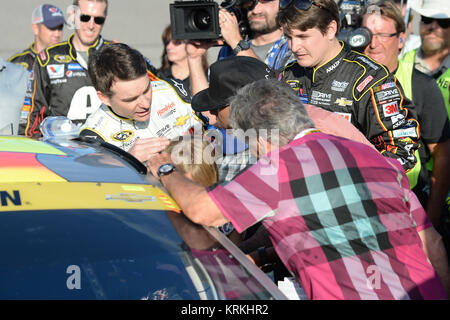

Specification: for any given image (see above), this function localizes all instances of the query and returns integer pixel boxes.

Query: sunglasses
[279,0,326,10]
[421,16,450,29]
[80,14,106,25]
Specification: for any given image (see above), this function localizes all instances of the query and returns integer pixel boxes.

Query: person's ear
[327,20,339,40]
[31,24,39,37]
[97,90,111,107]
[398,32,405,50]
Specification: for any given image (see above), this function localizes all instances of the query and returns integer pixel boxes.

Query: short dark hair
[277,0,340,36]
[88,43,148,96]
[73,0,108,16]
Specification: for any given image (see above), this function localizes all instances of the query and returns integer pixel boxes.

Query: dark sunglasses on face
[279,0,326,10]
[421,16,450,29]
[80,14,106,25]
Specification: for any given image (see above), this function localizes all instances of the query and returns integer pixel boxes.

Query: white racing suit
[80,80,203,151]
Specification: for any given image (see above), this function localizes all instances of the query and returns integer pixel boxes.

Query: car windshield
[0,208,275,300]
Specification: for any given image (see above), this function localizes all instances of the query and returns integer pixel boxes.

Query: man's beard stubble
[248,14,279,36]
[421,29,449,55]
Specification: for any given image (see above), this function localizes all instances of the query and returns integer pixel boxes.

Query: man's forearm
[188,56,209,96]
[427,141,450,227]
[158,166,228,227]
[418,227,450,296]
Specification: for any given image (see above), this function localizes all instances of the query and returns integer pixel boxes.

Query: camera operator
[217,0,295,70]
[187,0,295,96]
[278,0,421,181]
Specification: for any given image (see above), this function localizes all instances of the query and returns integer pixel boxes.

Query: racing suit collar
[30,43,38,56]
[105,104,133,121]
[312,41,347,83]
[67,33,105,63]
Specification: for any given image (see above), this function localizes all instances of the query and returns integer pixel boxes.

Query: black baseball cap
[191,56,277,112]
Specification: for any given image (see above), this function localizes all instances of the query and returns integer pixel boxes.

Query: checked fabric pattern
[209,132,446,300]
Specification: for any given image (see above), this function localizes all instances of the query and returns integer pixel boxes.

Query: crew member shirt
[209,131,446,300]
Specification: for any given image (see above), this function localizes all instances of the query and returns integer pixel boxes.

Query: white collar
[293,128,319,141]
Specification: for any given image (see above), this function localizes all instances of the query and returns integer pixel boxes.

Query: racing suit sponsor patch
[286,80,308,103]
[311,90,332,105]
[375,88,400,101]
[50,78,68,85]
[393,126,418,138]
[47,64,64,79]
[156,124,171,137]
[170,79,188,97]
[331,80,349,92]
[157,102,176,117]
[175,115,191,127]
[326,60,340,73]
[21,98,32,120]
[356,75,374,92]
[357,56,380,70]
[382,101,399,117]
[54,55,72,63]
[112,130,134,142]
[68,63,84,71]
[335,97,353,107]
[66,71,86,78]
[391,114,406,129]
[373,82,396,92]
[39,50,47,62]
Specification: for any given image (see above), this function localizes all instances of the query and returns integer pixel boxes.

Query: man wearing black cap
[8,4,65,135]
[191,56,275,182]
[192,56,377,182]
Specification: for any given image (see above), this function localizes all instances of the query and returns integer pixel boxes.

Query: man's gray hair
[228,79,315,146]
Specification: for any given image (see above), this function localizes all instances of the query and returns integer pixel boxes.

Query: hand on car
[128,137,169,163]
[147,151,173,178]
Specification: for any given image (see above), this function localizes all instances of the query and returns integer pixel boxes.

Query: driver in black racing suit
[278,0,420,176]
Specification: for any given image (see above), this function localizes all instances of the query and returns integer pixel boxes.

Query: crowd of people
[2,0,450,300]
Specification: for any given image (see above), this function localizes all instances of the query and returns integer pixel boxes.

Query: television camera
[169,0,374,51]
[170,0,255,40]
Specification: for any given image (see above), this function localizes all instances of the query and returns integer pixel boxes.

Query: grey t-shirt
[251,42,275,61]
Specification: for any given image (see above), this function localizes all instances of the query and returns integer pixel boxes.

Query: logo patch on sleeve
[382,101,399,117]
[356,75,374,92]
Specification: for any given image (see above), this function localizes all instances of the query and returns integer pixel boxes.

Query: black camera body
[170,1,220,40]
[170,0,252,40]
[336,0,372,51]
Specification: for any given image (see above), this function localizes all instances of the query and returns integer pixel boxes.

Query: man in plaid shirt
[148,78,448,299]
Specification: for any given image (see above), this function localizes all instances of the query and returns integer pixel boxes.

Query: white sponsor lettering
[67,86,102,120]
[331,80,349,92]
[357,56,380,70]
[376,89,399,100]
[326,60,340,73]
